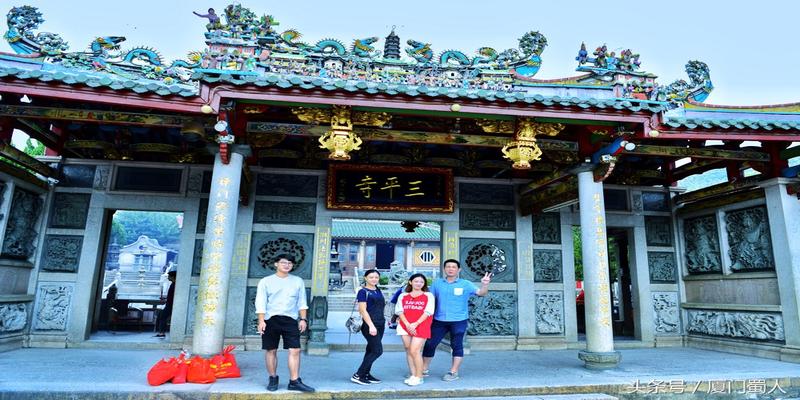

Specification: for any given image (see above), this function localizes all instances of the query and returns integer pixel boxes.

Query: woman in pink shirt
[394,273,435,386]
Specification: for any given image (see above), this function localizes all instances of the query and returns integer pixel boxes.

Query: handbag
[345,289,368,334]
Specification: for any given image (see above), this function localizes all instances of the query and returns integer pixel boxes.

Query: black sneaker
[288,378,315,392]
[365,373,382,383]
[350,373,371,385]
[267,375,279,391]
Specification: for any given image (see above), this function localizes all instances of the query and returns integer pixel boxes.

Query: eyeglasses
[277,260,293,265]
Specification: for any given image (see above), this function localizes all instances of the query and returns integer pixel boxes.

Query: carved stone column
[192,149,245,356]
[357,240,366,270]
[576,169,621,369]
[406,240,415,269]
[308,220,332,355]
[762,178,800,362]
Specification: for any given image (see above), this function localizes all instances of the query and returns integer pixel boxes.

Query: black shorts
[261,315,301,350]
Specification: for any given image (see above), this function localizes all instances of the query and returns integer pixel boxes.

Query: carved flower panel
[725,206,774,271]
[459,183,514,205]
[459,238,516,283]
[648,252,677,283]
[40,235,83,272]
[683,215,722,274]
[32,284,73,331]
[0,303,27,332]
[645,216,672,246]
[533,250,562,282]
[49,192,90,229]
[249,232,314,279]
[687,309,784,342]
[254,201,316,225]
[467,291,517,336]
[2,188,43,259]
[535,291,564,335]
[459,209,515,231]
[532,213,561,244]
[652,292,679,334]
[93,166,110,190]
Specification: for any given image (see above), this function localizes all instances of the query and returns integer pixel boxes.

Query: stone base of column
[306,340,330,356]
[578,350,621,369]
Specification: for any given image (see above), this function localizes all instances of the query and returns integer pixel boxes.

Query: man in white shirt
[255,254,314,392]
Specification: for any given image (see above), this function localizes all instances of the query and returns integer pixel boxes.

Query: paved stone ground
[1,346,800,399]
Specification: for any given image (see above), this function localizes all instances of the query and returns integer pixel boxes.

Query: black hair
[363,269,380,278]
[167,270,177,277]
[443,259,461,268]
[404,273,429,293]
[273,254,296,264]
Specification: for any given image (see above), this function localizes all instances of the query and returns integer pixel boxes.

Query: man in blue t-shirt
[422,259,490,381]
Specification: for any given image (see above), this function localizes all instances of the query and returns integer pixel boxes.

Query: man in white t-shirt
[255,254,314,392]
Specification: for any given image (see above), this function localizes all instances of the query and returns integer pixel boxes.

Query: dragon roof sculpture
[1,4,712,105]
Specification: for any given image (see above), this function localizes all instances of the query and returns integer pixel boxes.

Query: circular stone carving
[465,243,507,277]
[257,238,306,270]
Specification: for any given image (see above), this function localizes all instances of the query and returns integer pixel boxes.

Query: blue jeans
[422,319,468,358]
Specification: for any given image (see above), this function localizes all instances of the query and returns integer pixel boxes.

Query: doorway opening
[326,218,441,347]
[573,226,635,339]
[90,210,183,342]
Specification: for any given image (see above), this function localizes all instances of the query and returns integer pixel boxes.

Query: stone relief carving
[192,239,203,276]
[533,250,562,282]
[687,310,784,341]
[725,207,774,271]
[256,174,318,197]
[244,287,258,335]
[468,291,516,335]
[40,235,83,272]
[460,209,515,231]
[93,166,110,190]
[254,201,316,225]
[2,188,43,259]
[532,213,561,244]
[187,170,204,193]
[645,216,672,246]
[308,296,328,342]
[459,183,514,205]
[249,233,313,279]
[33,284,73,331]
[535,292,563,334]
[60,165,96,188]
[632,193,643,213]
[0,303,27,332]
[197,198,209,234]
[185,285,198,334]
[648,252,676,283]
[683,215,722,274]
[49,192,90,229]
[642,192,669,211]
[460,239,515,283]
[652,292,679,334]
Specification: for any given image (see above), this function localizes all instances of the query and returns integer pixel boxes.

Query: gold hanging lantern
[318,105,362,160]
[501,119,564,169]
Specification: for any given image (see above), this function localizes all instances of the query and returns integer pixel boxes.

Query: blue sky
[2,0,799,105]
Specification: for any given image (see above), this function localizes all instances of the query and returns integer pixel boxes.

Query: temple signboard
[326,164,454,212]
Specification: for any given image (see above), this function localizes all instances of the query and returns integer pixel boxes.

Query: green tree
[112,211,182,249]
[23,138,45,156]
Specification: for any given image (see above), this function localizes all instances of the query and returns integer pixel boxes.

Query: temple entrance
[574,227,635,338]
[89,210,183,342]
[325,218,441,347]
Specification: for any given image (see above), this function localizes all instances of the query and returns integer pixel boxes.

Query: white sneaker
[405,376,423,386]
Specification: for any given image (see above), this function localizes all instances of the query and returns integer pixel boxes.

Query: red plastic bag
[171,353,188,384]
[147,357,178,386]
[187,355,216,384]
[210,345,241,379]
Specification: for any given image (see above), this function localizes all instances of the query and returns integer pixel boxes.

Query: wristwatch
[298,318,308,323]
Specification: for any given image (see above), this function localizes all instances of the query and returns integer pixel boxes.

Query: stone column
[192,150,244,356]
[762,178,800,362]
[576,169,621,369]
[407,240,416,269]
[308,215,332,355]
[357,240,366,270]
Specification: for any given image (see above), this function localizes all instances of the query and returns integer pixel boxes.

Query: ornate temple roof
[332,219,440,241]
